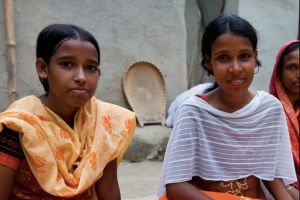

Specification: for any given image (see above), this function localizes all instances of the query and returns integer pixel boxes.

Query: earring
[254,67,259,74]
[39,77,47,84]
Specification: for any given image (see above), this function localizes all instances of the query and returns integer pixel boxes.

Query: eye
[60,61,73,68]
[239,53,251,61]
[286,65,298,71]
[217,55,230,62]
[87,65,99,72]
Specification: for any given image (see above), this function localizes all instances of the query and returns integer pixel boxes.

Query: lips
[228,78,245,85]
[69,87,89,95]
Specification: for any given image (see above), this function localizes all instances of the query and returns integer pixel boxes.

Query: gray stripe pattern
[158,91,296,195]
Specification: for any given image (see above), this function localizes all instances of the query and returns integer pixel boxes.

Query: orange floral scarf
[0,95,136,197]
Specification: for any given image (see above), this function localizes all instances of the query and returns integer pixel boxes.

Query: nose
[229,59,241,74]
[74,67,86,84]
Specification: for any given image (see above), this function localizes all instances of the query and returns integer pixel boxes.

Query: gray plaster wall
[0,1,8,108]
[0,0,187,111]
[0,0,299,112]
[238,0,299,91]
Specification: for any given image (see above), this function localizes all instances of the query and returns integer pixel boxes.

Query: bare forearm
[95,159,120,200]
[287,186,299,200]
[166,182,213,200]
[263,178,293,200]
[0,165,17,200]
[96,185,120,200]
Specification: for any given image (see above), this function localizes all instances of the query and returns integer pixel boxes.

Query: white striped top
[158,91,296,195]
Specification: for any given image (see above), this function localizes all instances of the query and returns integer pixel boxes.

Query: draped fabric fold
[0,95,136,197]
[269,40,300,189]
[159,91,296,196]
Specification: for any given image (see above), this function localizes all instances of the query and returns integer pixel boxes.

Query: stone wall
[0,0,187,111]
[239,0,299,91]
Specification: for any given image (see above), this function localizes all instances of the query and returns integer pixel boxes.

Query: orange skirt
[159,190,262,200]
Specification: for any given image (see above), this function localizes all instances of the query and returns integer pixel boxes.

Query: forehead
[53,39,98,59]
[283,48,299,63]
[56,39,96,52]
[212,32,253,52]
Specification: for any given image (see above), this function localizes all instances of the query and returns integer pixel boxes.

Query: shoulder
[6,95,40,112]
[255,91,285,118]
[175,83,213,102]
[173,96,208,125]
[179,95,209,112]
[256,91,283,108]
[95,99,135,119]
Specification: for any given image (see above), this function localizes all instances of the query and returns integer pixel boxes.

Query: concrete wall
[185,0,299,91]
[185,0,239,88]
[0,0,187,111]
[0,0,299,112]
[239,0,299,91]
[0,1,8,108]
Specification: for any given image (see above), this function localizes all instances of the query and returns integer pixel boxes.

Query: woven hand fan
[122,61,167,127]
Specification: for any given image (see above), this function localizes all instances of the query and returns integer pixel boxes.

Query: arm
[166,182,213,200]
[286,185,299,200]
[0,164,17,200]
[263,178,293,200]
[95,158,120,200]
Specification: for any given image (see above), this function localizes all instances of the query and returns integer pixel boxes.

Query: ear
[203,54,213,73]
[36,58,48,80]
[254,50,258,63]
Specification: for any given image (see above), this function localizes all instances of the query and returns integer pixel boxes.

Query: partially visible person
[165,82,213,128]
[0,24,136,200]
[269,40,299,200]
[158,13,296,200]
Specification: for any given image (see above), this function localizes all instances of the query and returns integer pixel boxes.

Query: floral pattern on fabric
[0,95,136,198]
[60,129,71,140]
[102,115,112,134]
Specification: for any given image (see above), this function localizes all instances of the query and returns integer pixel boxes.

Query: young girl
[158,14,296,200]
[269,40,299,199]
[0,24,136,200]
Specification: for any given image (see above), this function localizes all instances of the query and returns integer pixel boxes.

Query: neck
[207,88,255,113]
[40,94,78,128]
[287,94,300,109]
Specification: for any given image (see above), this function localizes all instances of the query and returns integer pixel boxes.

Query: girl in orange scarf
[269,40,299,199]
[0,24,136,200]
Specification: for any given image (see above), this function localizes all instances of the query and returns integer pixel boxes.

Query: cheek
[244,61,256,76]
[89,75,100,88]
[281,71,293,86]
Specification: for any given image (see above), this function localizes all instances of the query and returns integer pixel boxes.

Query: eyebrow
[213,49,253,55]
[57,56,99,65]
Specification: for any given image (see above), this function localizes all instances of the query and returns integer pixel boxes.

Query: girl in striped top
[159,13,296,200]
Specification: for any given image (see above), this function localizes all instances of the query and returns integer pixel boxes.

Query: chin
[71,99,90,108]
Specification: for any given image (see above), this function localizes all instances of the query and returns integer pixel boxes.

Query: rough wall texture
[0,0,299,112]
[0,0,8,108]
[0,0,187,111]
